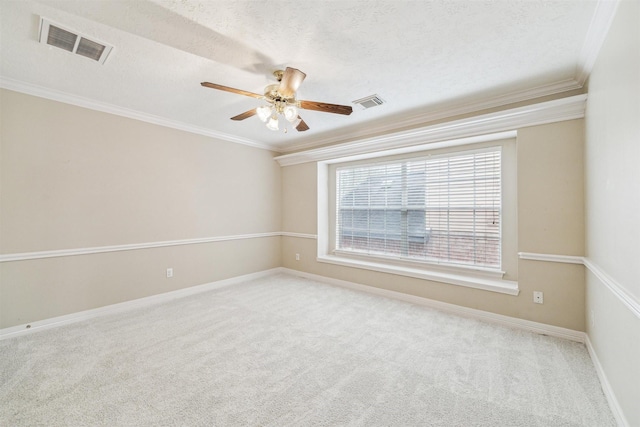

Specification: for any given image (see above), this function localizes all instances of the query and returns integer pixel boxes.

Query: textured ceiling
[0,0,600,152]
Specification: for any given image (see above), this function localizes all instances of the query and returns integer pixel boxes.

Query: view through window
[336,148,501,269]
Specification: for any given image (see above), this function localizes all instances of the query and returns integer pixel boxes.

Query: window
[335,147,501,270]
[317,134,518,295]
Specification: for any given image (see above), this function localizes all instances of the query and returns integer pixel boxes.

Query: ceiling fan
[201,67,353,132]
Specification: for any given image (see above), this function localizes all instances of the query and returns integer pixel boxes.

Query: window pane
[336,148,501,269]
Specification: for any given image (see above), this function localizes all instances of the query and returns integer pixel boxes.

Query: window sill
[317,254,519,296]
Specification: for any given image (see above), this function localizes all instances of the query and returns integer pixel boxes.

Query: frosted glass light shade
[266,115,279,131]
[256,105,272,122]
[283,105,298,123]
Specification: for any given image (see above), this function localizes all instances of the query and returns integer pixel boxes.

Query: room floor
[0,273,615,426]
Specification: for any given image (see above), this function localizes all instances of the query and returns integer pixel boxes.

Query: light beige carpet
[0,273,615,426]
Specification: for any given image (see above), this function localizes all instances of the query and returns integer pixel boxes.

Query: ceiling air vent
[352,94,385,110]
[39,18,113,65]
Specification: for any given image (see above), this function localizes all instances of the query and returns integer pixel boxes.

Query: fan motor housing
[264,84,296,104]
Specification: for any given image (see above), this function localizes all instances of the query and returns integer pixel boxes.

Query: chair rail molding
[583,258,640,320]
[518,252,640,320]
[0,232,282,263]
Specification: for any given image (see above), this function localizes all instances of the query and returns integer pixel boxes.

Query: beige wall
[0,90,281,252]
[584,0,640,425]
[517,121,584,256]
[282,119,586,330]
[1,10,636,417]
[0,89,282,328]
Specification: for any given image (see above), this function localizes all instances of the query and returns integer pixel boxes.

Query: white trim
[317,255,519,296]
[1,266,577,344]
[584,258,640,320]
[280,232,318,239]
[575,0,621,86]
[281,0,618,155]
[1,76,583,157]
[518,252,584,264]
[585,334,630,427]
[281,79,582,154]
[2,263,624,421]
[8,0,617,159]
[0,268,281,340]
[333,250,505,279]
[0,232,281,263]
[1,77,588,158]
[519,253,640,321]
[0,77,276,152]
[275,95,587,166]
[282,268,583,342]
[321,131,516,165]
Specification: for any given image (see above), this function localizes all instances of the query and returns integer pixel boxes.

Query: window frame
[334,146,503,272]
[317,134,519,295]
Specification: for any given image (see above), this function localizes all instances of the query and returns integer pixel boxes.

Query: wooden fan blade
[299,100,353,115]
[201,82,263,99]
[230,109,257,121]
[278,67,306,98]
[295,116,309,132]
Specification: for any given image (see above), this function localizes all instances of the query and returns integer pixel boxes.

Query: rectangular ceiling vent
[352,94,385,110]
[39,17,113,65]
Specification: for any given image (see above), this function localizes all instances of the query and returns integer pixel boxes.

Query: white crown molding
[1,75,585,157]
[0,232,282,263]
[275,94,588,166]
[0,268,282,340]
[0,77,277,152]
[585,335,630,427]
[282,78,583,154]
[518,252,584,264]
[311,131,518,166]
[283,268,584,342]
[3,0,614,158]
[575,0,621,86]
[283,0,618,155]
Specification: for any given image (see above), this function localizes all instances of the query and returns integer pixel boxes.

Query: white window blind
[336,148,501,269]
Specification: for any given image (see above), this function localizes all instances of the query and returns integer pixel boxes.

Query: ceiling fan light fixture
[201,66,353,133]
[283,105,298,123]
[266,115,279,131]
[256,105,271,122]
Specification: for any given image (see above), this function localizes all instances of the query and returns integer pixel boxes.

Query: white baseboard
[281,268,586,343]
[284,268,632,425]
[0,268,281,340]
[585,335,629,427]
[4,266,626,424]
[2,266,584,343]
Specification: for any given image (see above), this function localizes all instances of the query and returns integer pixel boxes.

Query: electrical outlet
[533,291,543,304]
[166,268,173,278]
[590,309,595,328]
[295,253,300,261]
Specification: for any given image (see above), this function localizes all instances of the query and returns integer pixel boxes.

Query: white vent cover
[39,18,113,65]
[352,94,385,110]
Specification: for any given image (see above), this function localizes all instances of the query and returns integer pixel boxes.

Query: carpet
[0,273,615,426]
